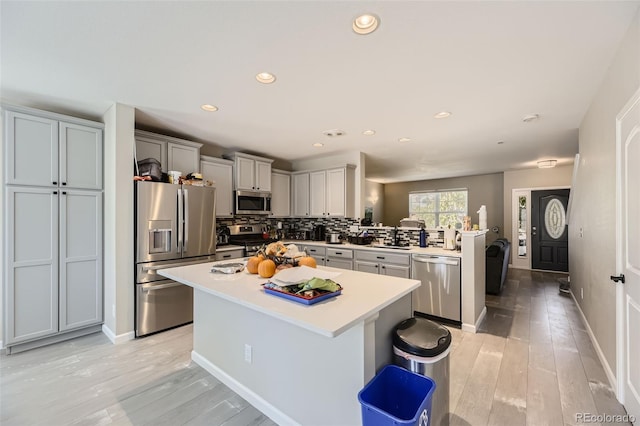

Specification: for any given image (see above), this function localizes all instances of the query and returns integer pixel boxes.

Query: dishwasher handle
[413,256,460,266]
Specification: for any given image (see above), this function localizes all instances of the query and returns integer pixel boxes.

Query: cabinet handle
[62,182,67,186]
[376,256,385,260]
[62,191,67,195]
[53,181,57,185]
[335,252,342,255]
[53,191,58,194]
[381,265,386,269]
[222,254,231,258]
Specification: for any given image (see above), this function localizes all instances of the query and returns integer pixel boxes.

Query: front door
[616,88,640,420]
[531,189,569,272]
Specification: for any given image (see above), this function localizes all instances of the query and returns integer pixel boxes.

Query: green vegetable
[296,277,341,294]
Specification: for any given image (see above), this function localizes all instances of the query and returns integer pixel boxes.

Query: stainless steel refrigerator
[135,181,216,337]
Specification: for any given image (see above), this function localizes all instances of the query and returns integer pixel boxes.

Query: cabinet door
[5,111,58,187]
[292,173,310,216]
[355,260,379,275]
[5,187,59,344]
[309,171,326,217]
[236,157,255,190]
[60,122,103,190]
[167,142,199,174]
[136,137,167,171]
[382,264,411,279]
[215,249,245,261]
[325,168,345,216]
[59,190,103,331]
[255,161,272,191]
[201,160,234,217]
[325,258,352,270]
[271,172,290,217]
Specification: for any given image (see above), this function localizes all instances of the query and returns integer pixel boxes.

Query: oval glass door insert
[545,198,566,239]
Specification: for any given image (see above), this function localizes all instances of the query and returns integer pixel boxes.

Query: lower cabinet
[301,244,326,266]
[215,248,245,261]
[325,248,353,270]
[354,250,411,278]
[5,187,103,348]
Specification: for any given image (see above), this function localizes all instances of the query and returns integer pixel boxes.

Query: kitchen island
[159,263,420,426]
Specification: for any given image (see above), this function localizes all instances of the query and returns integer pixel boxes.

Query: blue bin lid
[393,317,451,357]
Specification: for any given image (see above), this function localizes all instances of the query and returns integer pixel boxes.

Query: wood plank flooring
[0,269,629,425]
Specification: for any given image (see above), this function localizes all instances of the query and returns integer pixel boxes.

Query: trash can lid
[393,317,452,357]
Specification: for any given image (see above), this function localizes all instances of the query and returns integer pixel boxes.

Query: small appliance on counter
[326,232,343,244]
[312,224,326,241]
[217,224,230,246]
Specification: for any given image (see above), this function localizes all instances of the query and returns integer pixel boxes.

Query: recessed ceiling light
[362,130,376,136]
[322,129,345,137]
[353,14,379,35]
[256,72,276,84]
[398,137,411,143]
[201,104,218,112]
[433,111,451,119]
[537,160,557,169]
[312,143,324,147]
[522,114,540,123]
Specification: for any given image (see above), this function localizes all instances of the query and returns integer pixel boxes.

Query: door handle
[183,189,189,253]
[610,274,625,284]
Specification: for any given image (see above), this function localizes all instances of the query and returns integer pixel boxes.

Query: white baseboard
[191,350,298,426]
[570,292,617,391]
[462,306,487,333]
[101,324,135,345]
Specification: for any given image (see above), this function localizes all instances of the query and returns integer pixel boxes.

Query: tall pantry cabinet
[3,105,104,353]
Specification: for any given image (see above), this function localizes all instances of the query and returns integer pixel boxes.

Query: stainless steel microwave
[235,190,271,215]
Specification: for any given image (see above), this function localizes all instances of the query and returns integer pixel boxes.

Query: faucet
[393,226,400,246]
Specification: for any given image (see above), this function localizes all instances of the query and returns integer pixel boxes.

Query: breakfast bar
[159,263,420,426]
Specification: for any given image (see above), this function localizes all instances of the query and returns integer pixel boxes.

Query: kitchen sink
[370,244,412,250]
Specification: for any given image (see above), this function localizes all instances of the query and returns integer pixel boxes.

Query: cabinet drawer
[355,250,410,265]
[302,245,326,256]
[326,248,353,259]
[215,249,244,261]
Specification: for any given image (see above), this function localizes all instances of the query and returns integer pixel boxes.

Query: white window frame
[409,189,468,228]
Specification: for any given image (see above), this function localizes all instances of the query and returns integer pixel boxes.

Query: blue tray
[263,286,342,305]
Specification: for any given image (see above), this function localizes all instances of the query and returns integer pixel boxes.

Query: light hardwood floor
[0,269,629,425]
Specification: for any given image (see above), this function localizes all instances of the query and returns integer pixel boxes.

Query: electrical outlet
[244,344,252,363]
[567,276,571,283]
[581,288,584,299]
[579,227,584,238]
[112,304,116,318]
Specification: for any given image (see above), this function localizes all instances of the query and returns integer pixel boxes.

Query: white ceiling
[2,1,638,183]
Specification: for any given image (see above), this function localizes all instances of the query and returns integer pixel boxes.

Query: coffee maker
[312,224,326,241]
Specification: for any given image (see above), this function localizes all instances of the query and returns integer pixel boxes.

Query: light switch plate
[349,225,359,233]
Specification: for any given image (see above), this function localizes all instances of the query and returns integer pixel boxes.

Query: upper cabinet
[5,109,103,190]
[201,156,234,217]
[292,166,355,218]
[135,130,202,175]
[224,152,274,192]
[271,170,291,217]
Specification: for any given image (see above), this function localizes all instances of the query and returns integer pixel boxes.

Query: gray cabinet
[5,110,102,189]
[135,130,202,175]
[355,250,411,279]
[3,105,104,352]
[201,156,234,217]
[271,170,291,217]
[292,172,310,217]
[225,152,274,191]
[325,247,353,270]
[215,249,245,261]
[300,244,326,266]
[291,166,355,218]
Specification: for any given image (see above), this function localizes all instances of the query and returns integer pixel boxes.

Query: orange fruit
[246,256,262,274]
[258,259,276,278]
[298,256,317,268]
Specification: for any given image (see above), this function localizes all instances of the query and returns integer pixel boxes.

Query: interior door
[616,88,640,420]
[182,185,216,258]
[531,189,570,272]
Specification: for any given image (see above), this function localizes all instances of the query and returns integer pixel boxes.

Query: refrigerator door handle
[183,188,189,253]
[177,189,184,254]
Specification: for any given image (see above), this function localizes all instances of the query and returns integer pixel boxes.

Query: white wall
[0,109,4,345]
[291,151,365,218]
[103,103,135,340]
[503,165,573,260]
[364,179,384,223]
[571,10,640,381]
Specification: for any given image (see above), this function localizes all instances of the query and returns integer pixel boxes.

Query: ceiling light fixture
[322,129,345,137]
[433,111,451,119]
[312,143,324,147]
[256,72,276,84]
[537,160,557,169]
[353,14,379,35]
[201,104,218,112]
[522,113,540,123]
[362,130,376,136]
[398,137,411,143]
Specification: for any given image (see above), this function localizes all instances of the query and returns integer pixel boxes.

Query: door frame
[615,87,640,403]
[511,185,570,270]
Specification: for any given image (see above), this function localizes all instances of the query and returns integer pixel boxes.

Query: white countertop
[216,244,245,252]
[158,262,420,338]
[284,240,463,258]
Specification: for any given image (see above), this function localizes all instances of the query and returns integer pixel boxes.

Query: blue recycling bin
[358,364,436,426]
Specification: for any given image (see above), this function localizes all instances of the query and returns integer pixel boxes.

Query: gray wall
[570,10,639,378]
[383,172,504,245]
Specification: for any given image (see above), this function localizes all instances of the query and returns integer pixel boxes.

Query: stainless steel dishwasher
[411,254,461,326]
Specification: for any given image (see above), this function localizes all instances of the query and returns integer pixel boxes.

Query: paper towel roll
[444,228,456,250]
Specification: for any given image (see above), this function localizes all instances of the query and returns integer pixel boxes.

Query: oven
[235,190,271,215]
[228,224,277,256]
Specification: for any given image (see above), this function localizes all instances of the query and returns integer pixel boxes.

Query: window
[409,189,468,228]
